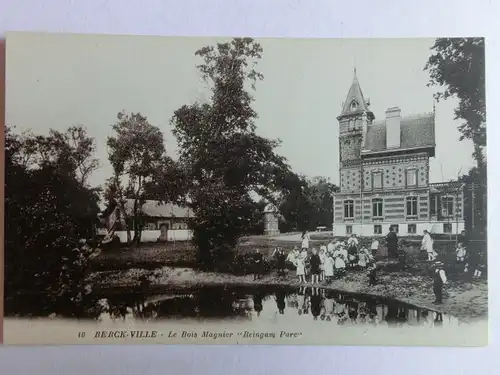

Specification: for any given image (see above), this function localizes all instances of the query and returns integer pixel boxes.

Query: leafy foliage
[425,38,487,236]
[425,38,486,166]
[4,126,101,314]
[460,167,487,236]
[279,175,339,232]
[106,111,183,244]
[171,38,291,268]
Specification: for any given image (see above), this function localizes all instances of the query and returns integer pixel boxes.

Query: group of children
[255,230,486,307]
[283,233,377,285]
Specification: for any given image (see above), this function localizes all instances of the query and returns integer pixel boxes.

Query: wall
[114,229,193,243]
[362,154,429,191]
[333,221,464,237]
[340,167,361,193]
[335,191,429,224]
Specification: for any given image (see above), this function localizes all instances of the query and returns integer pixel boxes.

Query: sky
[5,33,476,188]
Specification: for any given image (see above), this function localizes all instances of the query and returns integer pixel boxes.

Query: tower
[336,70,374,194]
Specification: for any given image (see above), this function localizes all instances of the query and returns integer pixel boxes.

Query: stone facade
[263,203,280,236]
[333,72,464,237]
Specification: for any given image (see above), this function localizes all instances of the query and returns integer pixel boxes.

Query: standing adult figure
[386,226,398,259]
[421,230,437,261]
[253,248,264,280]
[458,229,469,248]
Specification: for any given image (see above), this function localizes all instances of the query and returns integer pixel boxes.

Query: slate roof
[339,71,370,117]
[363,112,435,153]
[122,199,194,218]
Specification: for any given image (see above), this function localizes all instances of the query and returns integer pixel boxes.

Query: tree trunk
[118,201,132,245]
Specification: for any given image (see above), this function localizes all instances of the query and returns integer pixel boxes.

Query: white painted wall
[114,229,193,243]
[333,221,464,237]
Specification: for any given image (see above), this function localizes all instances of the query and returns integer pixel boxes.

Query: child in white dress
[324,253,335,282]
[295,251,306,283]
[370,238,379,258]
[456,242,466,263]
[334,246,347,276]
[357,246,370,269]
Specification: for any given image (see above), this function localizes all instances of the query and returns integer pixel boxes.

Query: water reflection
[5,285,461,328]
[89,286,460,328]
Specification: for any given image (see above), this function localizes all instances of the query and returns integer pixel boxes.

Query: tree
[4,126,101,315]
[425,38,487,235]
[106,111,179,245]
[13,125,99,186]
[424,38,486,168]
[171,38,290,268]
[278,174,339,232]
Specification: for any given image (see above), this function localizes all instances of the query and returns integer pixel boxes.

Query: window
[408,224,417,234]
[406,169,417,187]
[145,222,157,230]
[430,194,438,216]
[350,100,358,112]
[373,172,383,189]
[441,197,454,217]
[348,119,355,131]
[374,225,382,234]
[406,196,418,217]
[443,223,452,234]
[344,199,354,219]
[391,224,399,233]
[372,198,383,218]
[346,225,353,235]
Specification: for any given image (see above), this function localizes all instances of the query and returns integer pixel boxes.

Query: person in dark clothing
[309,249,322,284]
[275,290,286,314]
[386,226,398,259]
[253,248,264,280]
[310,287,322,320]
[368,262,377,286]
[432,261,448,304]
[434,312,444,327]
[253,292,264,317]
[273,247,287,277]
[458,230,469,248]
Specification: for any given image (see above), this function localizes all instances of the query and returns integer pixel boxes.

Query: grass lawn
[91,233,466,272]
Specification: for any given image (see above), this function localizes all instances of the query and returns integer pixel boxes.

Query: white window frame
[430,194,439,216]
[372,171,383,190]
[406,168,418,188]
[441,196,454,218]
[344,199,354,219]
[406,196,418,218]
[372,198,384,218]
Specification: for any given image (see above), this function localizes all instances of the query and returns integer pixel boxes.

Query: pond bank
[88,265,488,323]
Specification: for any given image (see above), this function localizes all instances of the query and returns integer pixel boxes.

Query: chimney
[385,107,401,149]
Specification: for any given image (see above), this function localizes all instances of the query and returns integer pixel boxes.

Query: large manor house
[333,71,465,237]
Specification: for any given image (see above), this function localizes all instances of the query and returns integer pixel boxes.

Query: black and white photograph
[3,32,487,345]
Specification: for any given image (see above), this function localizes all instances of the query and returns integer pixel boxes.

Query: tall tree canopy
[171,38,291,268]
[5,126,101,313]
[425,38,486,167]
[106,111,182,244]
[279,175,339,232]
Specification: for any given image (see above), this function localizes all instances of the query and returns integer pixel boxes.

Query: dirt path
[89,266,488,323]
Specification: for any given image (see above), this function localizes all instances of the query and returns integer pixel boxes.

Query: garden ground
[90,233,488,323]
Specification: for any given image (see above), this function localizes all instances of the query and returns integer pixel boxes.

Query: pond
[5,285,459,329]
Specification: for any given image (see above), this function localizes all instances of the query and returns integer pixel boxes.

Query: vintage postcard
[2,32,487,346]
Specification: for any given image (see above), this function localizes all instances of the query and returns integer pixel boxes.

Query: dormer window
[350,100,358,111]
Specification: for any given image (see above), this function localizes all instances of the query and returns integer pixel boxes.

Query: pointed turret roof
[339,69,370,117]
